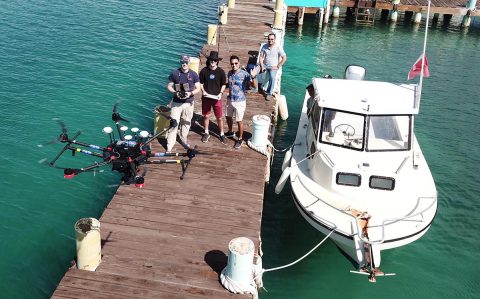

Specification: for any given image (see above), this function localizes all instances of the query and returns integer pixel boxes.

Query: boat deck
[52,0,278,298]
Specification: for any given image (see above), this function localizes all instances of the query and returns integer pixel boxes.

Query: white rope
[253,229,335,286]
[247,138,271,158]
[220,267,259,299]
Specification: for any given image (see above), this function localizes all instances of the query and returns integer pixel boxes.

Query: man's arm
[167,81,176,94]
[278,53,287,69]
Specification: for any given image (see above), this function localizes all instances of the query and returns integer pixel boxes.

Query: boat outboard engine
[344,65,366,80]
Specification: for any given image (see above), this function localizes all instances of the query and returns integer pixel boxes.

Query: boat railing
[298,177,437,244]
[363,196,437,244]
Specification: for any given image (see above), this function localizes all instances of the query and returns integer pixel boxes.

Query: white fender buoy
[275,166,291,194]
[75,218,101,271]
[251,115,270,149]
[281,148,292,171]
[277,94,289,120]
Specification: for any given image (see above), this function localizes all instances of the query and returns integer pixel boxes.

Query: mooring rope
[258,229,335,275]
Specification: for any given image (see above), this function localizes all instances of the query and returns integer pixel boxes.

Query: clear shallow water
[0,2,479,298]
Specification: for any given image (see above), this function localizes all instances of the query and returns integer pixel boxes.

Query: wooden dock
[52,0,279,298]
[287,0,480,19]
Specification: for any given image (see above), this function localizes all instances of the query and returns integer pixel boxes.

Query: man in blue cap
[166,54,201,152]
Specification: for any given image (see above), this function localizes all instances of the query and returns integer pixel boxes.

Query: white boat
[276,65,437,281]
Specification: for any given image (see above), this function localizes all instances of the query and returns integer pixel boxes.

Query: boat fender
[275,167,291,194]
[277,94,289,120]
[281,148,292,171]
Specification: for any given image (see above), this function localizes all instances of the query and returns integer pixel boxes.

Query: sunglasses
[230,62,239,66]
[180,61,189,65]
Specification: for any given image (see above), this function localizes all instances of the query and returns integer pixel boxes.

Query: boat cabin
[308,78,419,153]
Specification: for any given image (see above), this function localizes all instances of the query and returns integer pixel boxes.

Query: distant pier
[287,0,480,26]
[52,0,281,298]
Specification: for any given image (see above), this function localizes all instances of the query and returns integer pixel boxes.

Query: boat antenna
[415,0,431,109]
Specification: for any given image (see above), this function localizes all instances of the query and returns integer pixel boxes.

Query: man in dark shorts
[199,51,227,144]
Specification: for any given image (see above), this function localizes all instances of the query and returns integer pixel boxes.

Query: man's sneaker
[220,135,228,145]
[225,131,235,138]
[234,139,243,149]
[201,133,210,143]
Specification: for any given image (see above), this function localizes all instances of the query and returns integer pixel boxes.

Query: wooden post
[298,7,305,26]
[219,5,228,25]
[324,0,331,24]
[391,0,400,22]
[273,8,284,29]
[275,0,284,11]
[390,10,399,22]
[432,13,440,23]
[227,0,235,9]
[462,0,478,27]
[318,8,325,29]
[413,12,422,24]
[207,24,217,45]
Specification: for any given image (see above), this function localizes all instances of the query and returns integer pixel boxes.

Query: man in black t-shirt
[199,51,227,144]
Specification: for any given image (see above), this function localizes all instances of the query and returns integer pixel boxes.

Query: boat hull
[291,190,435,267]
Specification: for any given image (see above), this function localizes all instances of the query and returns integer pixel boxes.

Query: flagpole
[416,0,431,109]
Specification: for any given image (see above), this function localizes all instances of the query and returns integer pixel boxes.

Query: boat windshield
[320,110,365,151]
[319,110,411,152]
[366,115,411,151]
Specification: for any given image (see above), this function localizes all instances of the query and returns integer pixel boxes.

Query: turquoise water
[0,1,479,298]
[261,17,480,298]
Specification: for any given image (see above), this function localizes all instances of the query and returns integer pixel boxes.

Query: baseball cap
[180,55,190,63]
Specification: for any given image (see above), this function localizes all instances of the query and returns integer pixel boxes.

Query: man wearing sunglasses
[259,33,287,101]
[226,55,255,149]
[166,55,201,152]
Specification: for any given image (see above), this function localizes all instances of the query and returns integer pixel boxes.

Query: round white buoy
[275,167,291,194]
[139,130,149,138]
[277,94,289,120]
[75,218,101,271]
[220,237,258,297]
[120,126,128,132]
[281,148,292,171]
[131,127,139,133]
[251,115,270,149]
[124,135,132,140]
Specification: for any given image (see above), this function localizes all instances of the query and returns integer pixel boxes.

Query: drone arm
[49,131,82,166]
[67,146,104,158]
[76,159,112,173]
[143,117,178,146]
[69,140,107,151]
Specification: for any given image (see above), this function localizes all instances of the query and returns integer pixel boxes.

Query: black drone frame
[46,107,196,186]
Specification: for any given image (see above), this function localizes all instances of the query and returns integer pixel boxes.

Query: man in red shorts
[199,51,227,144]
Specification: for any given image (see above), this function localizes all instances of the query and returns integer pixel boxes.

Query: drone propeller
[37,118,71,147]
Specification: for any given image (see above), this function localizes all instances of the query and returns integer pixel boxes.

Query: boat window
[320,110,365,151]
[369,176,395,191]
[366,115,411,151]
[336,172,361,187]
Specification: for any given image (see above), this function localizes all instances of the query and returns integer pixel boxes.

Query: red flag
[408,54,430,80]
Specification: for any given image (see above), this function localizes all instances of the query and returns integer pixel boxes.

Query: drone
[42,105,196,187]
